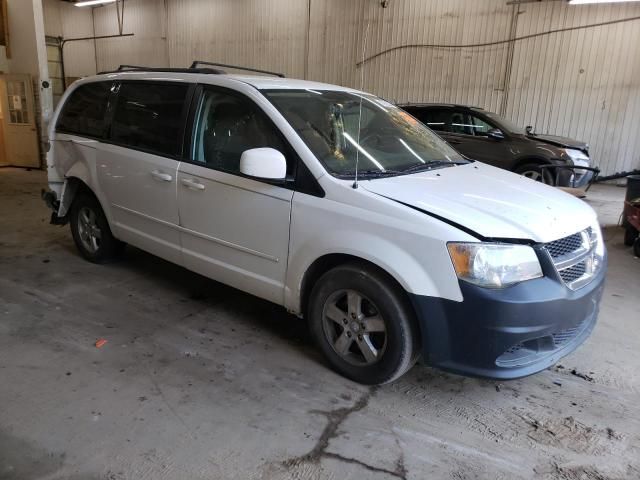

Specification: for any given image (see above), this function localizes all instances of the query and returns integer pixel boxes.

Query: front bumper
[409,254,607,380]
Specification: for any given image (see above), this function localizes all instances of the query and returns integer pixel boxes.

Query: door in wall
[0,74,39,167]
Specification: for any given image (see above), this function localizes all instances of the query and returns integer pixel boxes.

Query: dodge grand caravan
[43,64,607,385]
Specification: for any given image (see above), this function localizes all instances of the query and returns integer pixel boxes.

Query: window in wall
[192,89,291,176]
[110,82,189,157]
[6,79,30,124]
[56,82,112,138]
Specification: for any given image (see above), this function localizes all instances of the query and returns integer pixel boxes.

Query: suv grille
[543,227,603,290]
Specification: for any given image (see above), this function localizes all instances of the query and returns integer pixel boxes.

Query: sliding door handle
[151,170,173,182]
[181,178,205,191]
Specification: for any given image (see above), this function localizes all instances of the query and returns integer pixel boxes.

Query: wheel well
[300,254,414,320]
[512,157,551,172]
[58,177,97,218]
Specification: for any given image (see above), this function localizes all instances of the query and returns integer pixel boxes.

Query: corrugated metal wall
[42,0,96,78]
[43,0,640,176]
[506,2,640,175]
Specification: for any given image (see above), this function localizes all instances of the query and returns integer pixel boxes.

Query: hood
[361,162,596,243]
[527,133,588,152]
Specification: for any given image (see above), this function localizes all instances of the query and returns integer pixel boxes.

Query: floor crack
[282,386,408,479]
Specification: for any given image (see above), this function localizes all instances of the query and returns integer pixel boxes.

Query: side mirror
[487,128,504,140]
[239,148,287,180]
[525,125,534,135]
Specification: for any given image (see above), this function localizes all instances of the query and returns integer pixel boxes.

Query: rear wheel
[70,192,123,263]
[308,263,419,385]
[634,238,640,258]
[624,226,638,247]
[514,163,554,185]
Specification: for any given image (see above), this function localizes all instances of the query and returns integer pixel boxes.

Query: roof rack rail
[98,65,226,75]
[189,61,285,78]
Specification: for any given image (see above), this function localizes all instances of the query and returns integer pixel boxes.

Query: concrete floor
[1,167,639,480]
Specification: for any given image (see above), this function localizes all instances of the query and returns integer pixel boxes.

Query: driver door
[449,112,511,168]
[177,87,294,305]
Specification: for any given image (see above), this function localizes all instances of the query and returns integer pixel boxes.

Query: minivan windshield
[263,89,466,178]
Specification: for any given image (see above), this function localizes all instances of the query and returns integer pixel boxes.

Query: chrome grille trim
[543,227,601,290]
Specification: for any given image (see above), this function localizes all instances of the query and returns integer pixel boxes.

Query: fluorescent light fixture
[569,0,640,4]
[75,0,116,7]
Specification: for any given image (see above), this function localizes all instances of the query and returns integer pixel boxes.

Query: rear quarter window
[109,82,189,157]
[56,82,113,138]
[417,109,451,132]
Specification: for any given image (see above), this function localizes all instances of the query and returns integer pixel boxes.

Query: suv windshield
[483,111,526,135]
[262,89,465,177]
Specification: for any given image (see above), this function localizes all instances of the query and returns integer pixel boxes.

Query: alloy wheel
[321,289,387,366]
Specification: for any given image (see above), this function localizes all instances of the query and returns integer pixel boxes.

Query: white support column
[32,0,53,127]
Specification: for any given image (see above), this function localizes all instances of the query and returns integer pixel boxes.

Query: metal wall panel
[92,0,169,72]
[167,0,308,77]
[42,0,95,78]
[506,1,640,176]
[41,0,640,175]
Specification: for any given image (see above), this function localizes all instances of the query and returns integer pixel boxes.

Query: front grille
[543,227,602,290]
[559,262,587,283]
[545,231,584,258]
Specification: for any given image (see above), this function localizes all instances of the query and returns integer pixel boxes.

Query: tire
[624,226,638,247]
[634,238,640,258]
[70,192,124,263]
[308,263,419,385]
[514,163,554,185]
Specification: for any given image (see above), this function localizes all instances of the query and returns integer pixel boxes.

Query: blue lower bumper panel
[409,260,606,380]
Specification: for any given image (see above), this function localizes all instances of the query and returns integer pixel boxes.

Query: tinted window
[56,82,112,138]
[192,89,292,175]
[110,82,189,157]
[469,114,496,136]
[414,109,451,132]
[450,111,474,135]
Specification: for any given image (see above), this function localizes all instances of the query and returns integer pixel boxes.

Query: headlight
[447,243,543,288]
[589,221,605,262]
[564,148,590,166]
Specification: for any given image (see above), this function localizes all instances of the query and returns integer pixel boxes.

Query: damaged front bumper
[409,254,607,380]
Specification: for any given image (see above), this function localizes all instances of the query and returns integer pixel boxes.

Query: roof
[84,70,359,93]
[223,74,359,91]
[398,102,485,111]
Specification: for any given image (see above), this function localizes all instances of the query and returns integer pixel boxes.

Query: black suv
[400,103,594,187]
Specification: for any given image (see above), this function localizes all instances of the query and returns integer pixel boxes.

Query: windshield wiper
[400,160,468,174]
[336,169,403,179]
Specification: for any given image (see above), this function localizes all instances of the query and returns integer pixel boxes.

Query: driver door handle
[181,178,205,191]
[151,170,173,182]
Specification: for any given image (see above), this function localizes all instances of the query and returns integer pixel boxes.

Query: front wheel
[308,263,419,385]
[514,163,554,185]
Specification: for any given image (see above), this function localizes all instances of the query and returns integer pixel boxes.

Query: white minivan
[43,64,606,385]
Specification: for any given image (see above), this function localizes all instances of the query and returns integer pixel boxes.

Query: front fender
[285,227,464,315]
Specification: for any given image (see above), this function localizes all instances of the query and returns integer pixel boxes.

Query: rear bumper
[409,255,606,380]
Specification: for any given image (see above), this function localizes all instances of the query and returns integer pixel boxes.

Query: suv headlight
[447,243,543,288]
[564,148,590,166]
